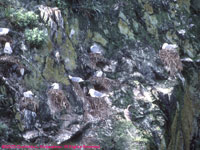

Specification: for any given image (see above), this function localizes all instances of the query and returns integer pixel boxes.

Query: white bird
[181,57,193,62]
[68,75,84,83]
[51,83,60,90]
[89,89,108,98]
[0,28,9,36]
[4,42,13,54]
[90,43,102,54]
[23,91,34,98]
[94,70,103,77]
[162,43,178,51]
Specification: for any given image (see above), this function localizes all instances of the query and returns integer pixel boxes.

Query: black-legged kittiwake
[94,70,103,77]
[4,42,13,54]
[68,75,84,82]
[20,68,25,76]
[89,89,108,98]
[162,43,178,51]
[51,83,60,90]
[90,43,103,54]
[23,91,34,98]
[48,83,69,116]
[0,28,9,36]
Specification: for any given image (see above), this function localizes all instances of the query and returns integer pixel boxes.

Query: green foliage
[25,28,48,47]
[10,9,38,28]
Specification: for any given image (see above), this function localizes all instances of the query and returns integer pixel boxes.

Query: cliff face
[0,0,200,149]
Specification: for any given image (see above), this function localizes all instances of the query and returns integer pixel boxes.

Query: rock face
[0,0,200,149]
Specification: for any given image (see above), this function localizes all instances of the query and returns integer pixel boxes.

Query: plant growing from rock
[10,9,38,29]
[25,28,48,47]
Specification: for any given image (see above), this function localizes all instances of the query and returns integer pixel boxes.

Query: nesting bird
[47,83,68,117]
[89,89,108,98]
[0,28,9,36]
[159,43,183,76]
[124,105,133,121]
[4,42,12,54]
[68,75,84,83]
[90,43,103,54]
[94,70,103,77]
[20,91,38,112]
[162,43,178,51]
[23,91,34,98]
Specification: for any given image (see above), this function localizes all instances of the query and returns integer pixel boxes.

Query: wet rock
[21,109,37,130]
[23,130,39,141]
[56,122,90,144]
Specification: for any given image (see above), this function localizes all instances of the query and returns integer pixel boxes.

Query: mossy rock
[118,19,135,40]
[43,57,69,85]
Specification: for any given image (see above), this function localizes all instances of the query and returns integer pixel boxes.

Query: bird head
[51,83,59,90]
[23,91,34,98]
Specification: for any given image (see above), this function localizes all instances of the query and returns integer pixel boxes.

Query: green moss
[177,0,190,12]
[87,30,93,39]
[167,110,179,150]
[180,89,194,150]
[69,18,79,45]
[98,120,147,150]
[92,32,108,46]
[143,13,158,39]
[183,40,196,58]
[56,29,63,45]
[144,3,154,15]
[24,71,45,91]
[166,30,179,43]
[61,39,77,71]
[118,19,135,40]
[43,57,69,85]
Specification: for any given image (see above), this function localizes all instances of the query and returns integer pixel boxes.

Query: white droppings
[69,28,75,38]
